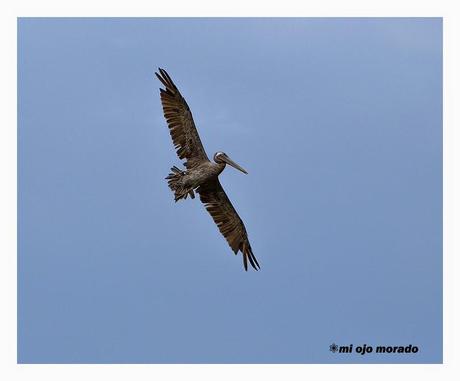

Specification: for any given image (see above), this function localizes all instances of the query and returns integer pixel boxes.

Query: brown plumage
[156,68,260,271]
[156,68,208,169]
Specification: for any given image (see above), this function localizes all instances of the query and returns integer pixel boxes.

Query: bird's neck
[215,162,226,174]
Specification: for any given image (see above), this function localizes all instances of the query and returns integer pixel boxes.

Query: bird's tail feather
[165,166,195,202]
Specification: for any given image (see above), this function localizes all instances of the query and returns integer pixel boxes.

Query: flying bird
[155,68,260,271]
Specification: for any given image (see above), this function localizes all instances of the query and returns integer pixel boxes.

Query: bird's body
[166,161,225,202]
[155,68,260,271]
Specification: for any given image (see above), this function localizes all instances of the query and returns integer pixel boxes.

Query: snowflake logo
[329,343,338,353]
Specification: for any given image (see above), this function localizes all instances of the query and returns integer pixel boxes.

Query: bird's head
[213,152,248,174]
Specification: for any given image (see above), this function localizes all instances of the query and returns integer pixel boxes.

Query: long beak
[222,155,248,174]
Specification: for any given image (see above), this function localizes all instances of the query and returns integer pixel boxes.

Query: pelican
[155,68,260,271]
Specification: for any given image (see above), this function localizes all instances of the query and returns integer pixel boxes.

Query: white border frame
[2,1,458,380]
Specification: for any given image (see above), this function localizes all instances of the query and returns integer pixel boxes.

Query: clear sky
[18,18,442,363]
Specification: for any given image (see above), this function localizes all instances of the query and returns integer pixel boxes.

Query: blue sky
[18,18,442,363]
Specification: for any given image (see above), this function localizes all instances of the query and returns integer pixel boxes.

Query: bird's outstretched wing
[156,68,210,168]
[197,179,260,271]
